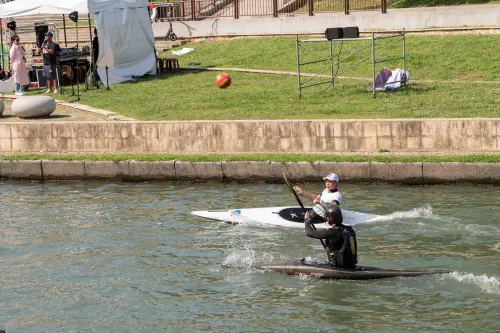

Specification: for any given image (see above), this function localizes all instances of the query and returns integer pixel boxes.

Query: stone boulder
[12,96,56,118]
[0,100,4,115]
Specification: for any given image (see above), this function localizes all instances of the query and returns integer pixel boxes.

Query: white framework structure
[295,30,407,98]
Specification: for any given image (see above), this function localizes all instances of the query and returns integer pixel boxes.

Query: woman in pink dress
[9,35,30,96]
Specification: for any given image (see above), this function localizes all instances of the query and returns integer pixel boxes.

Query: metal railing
[152,0,389,20]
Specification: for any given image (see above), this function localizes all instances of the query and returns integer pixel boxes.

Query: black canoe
[258,261,451,280]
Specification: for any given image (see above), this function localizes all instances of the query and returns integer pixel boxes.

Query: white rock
[12,96,56,118]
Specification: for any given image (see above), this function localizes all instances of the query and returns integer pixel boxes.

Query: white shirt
[312,189,343,218]
[320,188,342,205]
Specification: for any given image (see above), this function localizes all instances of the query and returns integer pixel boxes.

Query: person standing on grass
[9,35,30,96]
[92,28,100,82]
[36,31,59,94]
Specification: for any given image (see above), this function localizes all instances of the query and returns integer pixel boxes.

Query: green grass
[47,35,500,120]
[295,0,381,12]
[2,153,500,163]
[294,0,500,11]
[388,0,500,8]
[52,71,500,120]
[164,35,500,81]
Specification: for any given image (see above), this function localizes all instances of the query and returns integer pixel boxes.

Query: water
[1,181,499,332]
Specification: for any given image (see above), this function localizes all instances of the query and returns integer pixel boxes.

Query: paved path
[0,94,135,122]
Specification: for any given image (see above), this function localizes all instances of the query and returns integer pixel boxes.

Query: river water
[1,181,499,332]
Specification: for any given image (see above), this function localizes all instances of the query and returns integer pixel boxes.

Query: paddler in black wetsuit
[304,203,358,269]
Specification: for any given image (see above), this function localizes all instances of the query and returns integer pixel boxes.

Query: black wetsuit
[92,35,100,81]
[305,222,358,269]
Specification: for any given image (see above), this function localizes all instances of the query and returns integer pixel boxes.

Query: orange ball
[215,73,231,89]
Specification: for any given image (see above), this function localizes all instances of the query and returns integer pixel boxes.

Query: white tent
[0,0,89,17]
[89,0,156,85]
[0,0,156,85]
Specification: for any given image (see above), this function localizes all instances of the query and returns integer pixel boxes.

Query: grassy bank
[2,153,500,163]
[53,71,499,120]
[388,0,500,8]
[48,35,500,120]
[163,35,500,81]
[295,0,381,12]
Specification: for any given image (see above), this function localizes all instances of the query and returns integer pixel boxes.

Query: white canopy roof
[0,0,89,18]
[88,0,147,12]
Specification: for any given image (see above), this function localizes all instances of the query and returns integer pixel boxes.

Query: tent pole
[76,19,80,101]
[62,15,67,47]
[87,13,96,88]
[0,19,4,72]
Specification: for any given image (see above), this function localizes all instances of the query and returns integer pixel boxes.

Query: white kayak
[191,206,380,229]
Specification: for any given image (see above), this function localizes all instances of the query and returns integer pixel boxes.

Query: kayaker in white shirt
[293,173,342,220]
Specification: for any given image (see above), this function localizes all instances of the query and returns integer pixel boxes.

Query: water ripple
[1,181,499,332]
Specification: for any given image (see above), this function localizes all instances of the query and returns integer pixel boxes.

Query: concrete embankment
[1,118,499,153]
[1,160,500,184]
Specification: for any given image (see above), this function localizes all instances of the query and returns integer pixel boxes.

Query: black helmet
[325,204,343,225]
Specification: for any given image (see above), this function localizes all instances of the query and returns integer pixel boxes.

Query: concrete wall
[152,5,500,38]
[1,160,500,184]
[0,118,499,154]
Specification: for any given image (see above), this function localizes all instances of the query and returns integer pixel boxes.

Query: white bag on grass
[172,48,195,56]
[369,68,410,92]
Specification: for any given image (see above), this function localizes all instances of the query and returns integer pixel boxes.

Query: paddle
[283,173,332,262]
[283,172,306,213]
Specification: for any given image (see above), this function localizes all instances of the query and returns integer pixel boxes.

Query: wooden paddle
[283,172,307,213]
[283,172,331,258]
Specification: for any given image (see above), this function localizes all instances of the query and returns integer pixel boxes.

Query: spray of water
[221,240,278,271]
[370,204,435,222]
[444,272,500,295]
[222,242,256,269]
[367,204,499,237]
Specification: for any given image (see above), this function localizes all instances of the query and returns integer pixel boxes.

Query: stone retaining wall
[1,160,499,184]
[1,118,499,153]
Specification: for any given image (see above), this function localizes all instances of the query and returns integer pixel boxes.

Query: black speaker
[342,26,360,39]
[69,11,79,23]
[7,21,16,31]
[325,28,343,41]
[35,24,48,47]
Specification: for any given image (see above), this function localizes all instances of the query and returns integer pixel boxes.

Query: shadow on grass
[0,115,16,119]
[20,114,72,120]
[362,84,437,97]
[186,63,218,68]
[400,84,437,94]
[120,70,200,85]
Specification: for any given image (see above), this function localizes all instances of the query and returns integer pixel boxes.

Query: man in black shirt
[304,204,358,269]
[36,31,59,94]
[92,28,100,82]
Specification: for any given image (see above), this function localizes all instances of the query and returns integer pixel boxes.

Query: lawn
[388,0,500,8]
[294,0,500,11]
[49,34,500,120]
[295,0,382,12]
[2,153,500,163]
[53,72,500,120]
[162,34,500,81]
